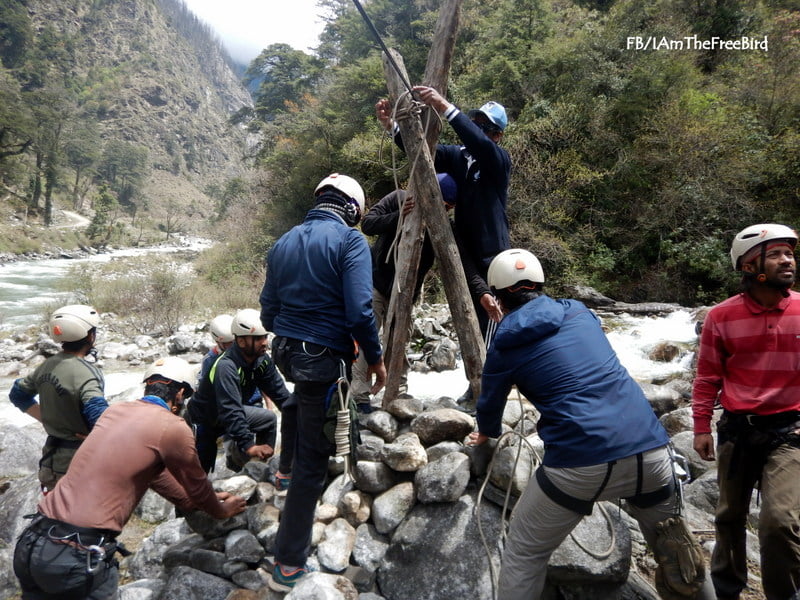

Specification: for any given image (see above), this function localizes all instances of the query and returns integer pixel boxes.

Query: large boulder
[377,491,503,600]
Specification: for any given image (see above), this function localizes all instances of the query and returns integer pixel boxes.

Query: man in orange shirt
[13,357,247,600]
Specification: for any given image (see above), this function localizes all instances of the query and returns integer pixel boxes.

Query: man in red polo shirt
[693,223,800,600]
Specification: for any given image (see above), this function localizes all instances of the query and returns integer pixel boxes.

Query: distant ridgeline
[0,0,253,228]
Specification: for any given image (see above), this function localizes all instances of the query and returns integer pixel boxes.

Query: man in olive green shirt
[9,305,107,491]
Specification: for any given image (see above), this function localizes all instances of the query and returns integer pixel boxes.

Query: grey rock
[160,533,207,572]
[127,519,196,580]
[315,503,340,524]
[372,482,415,535]
[246,502,280,533]
[354,460,396,494]
[321,473,355,507]
[0,423,46,477]
[425,441,463,463]
[0,472,41,546]
[355,432,385,462]
[488,436,542,497]
[683,470,719,514]
[167,333,195,354]
[659,407,693,436]
[134,488,175,523]
[117,578,164,600]
[241,459,270,482]
[410,409,474,446]
[157,565,237,599]
[285,571,359,599]
[222,560,249,578]
[415,452,471,504]
[378,492,503,600]
[189,548,227,577]
[231,567,270,590]
[385,396,424,421]
[225,529,265,563]
[352,523,389,574]
[427,338,457,372]
[213,474,258,500]
[255,522,280,555]
[381,432,427,472]
[318,518,357,572]
[362,410,399,442]
[182,508,248,539]
[339,490,372,528]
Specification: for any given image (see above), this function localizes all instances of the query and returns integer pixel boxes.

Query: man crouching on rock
[468,249,714,600]
[13,356,247,600]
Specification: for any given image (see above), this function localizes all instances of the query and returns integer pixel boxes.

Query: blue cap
[468,101,508,131]
[437,173,458,206]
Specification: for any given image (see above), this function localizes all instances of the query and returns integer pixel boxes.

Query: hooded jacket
[476,295,669,468]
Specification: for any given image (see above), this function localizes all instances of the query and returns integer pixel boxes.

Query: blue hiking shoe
[274,470,292,492]
[269,563,312,591]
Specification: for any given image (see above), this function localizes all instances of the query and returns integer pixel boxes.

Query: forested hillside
[238,0,799,305]
[1,0,797,305]
[0,0,253,248]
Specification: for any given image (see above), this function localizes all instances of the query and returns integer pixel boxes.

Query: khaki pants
[712,438,800,600]
[498,446,711,600]
[351,290,408,401]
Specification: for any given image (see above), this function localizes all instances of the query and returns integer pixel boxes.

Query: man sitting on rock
[469,249,713,600]
[13,357,247,600]
[188,308,294,477]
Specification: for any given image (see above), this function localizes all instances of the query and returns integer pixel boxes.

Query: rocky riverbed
[0,299,760,600]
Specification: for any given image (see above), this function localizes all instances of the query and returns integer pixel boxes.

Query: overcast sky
[182,0,329,64]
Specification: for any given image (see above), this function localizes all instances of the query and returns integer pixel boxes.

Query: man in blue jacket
[188,308,292,474]
[470,249,712,600]
[376,87,508,404]
[260,173,386,591]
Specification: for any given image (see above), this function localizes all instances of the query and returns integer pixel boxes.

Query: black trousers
[14,516,119,600]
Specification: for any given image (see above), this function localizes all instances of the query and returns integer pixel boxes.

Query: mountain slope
[3,0,255,230]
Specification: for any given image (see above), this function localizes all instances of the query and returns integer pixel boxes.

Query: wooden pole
[380,7,484,407]
[379,0,463,406]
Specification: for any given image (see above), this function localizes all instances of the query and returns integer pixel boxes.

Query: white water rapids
[0,245,698,427]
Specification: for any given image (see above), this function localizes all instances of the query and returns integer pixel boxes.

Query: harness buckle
[85,544,106,574]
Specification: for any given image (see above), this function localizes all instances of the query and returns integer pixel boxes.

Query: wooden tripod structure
[379,0,485,408]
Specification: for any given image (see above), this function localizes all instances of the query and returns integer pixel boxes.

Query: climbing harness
[475,390,622,599]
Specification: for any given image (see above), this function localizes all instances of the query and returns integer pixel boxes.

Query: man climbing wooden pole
[379,40,485,407]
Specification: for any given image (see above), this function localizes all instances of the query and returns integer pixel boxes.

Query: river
[0,244,699,427]
[0,239,212,426]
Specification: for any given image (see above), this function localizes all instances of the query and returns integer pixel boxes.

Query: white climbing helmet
[49,304,100,343]
[230,308,267,337]
[314,173,366,215]
[488,249,545,291]
[143,356,196,397]
[730,223,798,270]
[209,314,234,344]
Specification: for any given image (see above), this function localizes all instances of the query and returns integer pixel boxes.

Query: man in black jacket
[376,87,509,404]
[351,173,500,410]
[188,308,293,474]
